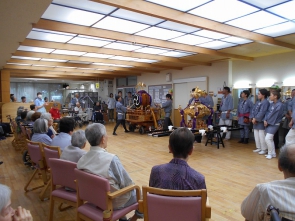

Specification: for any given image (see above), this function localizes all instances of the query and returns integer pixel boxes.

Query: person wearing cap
[113,95,129,135]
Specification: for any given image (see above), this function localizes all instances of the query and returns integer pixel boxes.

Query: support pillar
[0,70,10,102]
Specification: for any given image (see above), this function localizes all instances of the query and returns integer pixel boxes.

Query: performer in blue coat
[250,89,270,154]
[113,95,129,135]
[219,87,234,140]
[237,90,253,144]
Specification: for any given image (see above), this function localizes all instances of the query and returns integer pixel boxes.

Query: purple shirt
[149,158,206,190]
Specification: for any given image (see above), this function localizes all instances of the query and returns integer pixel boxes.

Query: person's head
[71,130,87,149]
[118,91,122,96]
[110,93,113,98]
[33,118,48,134]
[278,144,295,178]
[76,102,81,108]
[37,92,42,99]
[16,107,24,117]
[166,94,172,100]
[223,87,231,95]
[258,89,269,100]
[75,93,79,98]
[21,96,26,103]
[269,90,281,101]
[41,113,53,127]
[0,184,14,220]
[85,123,108,148]
[53,103,58,109]
[115,95,121,101]
[10,94,14,101]
[192,88,195,92]
[127,92,132,97]
[31,112,41,122]
[96,101,100,106]
[291,89,295,98]
[44,97,48,102]
[59,117,75,134]
[20,111,27,120]
[169,128,194,159]
[242,90,250,98]
[30,104,36,111]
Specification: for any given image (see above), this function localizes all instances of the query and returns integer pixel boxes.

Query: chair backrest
[142,186,207,221]
[49,158,77,190]
[25,127,32,140]
[75,168,110,210]
[42,144,61,168]
[20,125,27,137]
[26,140,43,165]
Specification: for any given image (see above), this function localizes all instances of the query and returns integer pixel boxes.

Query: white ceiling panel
[52,49,86,56]
[198,40,236,49]
[103,42,143,51]
[68,36,110,47]
[267,1,295,20]
[33,64,56,68]
[255,21,295,37]
[160,51,193,57]
[56,66,77,69]
[169,34,212,45]
[42,4,104,26]
[221,36,252,44]
[157,21,200,33]
[193,30,229,39]
[82,53,114,59]
[146,0,211,12]
[68,60,91,64]
[11,56,41,61]
[111,9,164,25]
[7,63,31,66]
[108,56,137,61]
[135,27,184,40]
[41,58,68,62]
[27,30,74,43]
[241,0,290,9]
[133,58,158,63]
[93,62,133,68]
[135,47,170,54]
[18,46,55,53]
[93,17,149,34]
[226,11,286,31]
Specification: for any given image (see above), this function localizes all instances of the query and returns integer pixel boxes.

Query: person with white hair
[41,113,56,139]
[0,184,33,221]
[74,102,88,122]
[60,130,87,163]
[31,118,52,145]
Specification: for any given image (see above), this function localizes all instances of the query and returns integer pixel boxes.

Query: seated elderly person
[74,102,88,122]
[41,113,56,139]
[77,123,143,221]
[241,144,295,221]
[26,104,36,122]
[49,102,61,122]
[0,184,33,221]
[149,127,206,190]
[31,118,52,145]
[60,130,87,163]
[51,117,75,151]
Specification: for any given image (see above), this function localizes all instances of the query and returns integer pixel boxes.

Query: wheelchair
[91,111,105,124]
[69,111,89,128]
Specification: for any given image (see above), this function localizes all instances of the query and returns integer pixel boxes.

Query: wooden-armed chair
[48,158,77,221]
[75,168,141,221]
[11,120,23,151]
[138,186,211,221]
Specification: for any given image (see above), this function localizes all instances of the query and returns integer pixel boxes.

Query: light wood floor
[0,122,283,221]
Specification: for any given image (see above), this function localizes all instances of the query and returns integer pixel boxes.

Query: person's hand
[13,206,33,221]
[289,121,293,128]
[252,118,256,124]
[264,121,268,127]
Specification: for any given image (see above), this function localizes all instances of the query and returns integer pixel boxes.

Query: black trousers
[113,119,127,132]
[274,130,279,149]
[163,117,172,130]
[0,123,12,134]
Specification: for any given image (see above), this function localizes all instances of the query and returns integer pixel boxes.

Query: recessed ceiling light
[169,34,212,45]
[11,56,41,61]
[135,27,184,40]
[18,46,55,53]
[146,0,211,12]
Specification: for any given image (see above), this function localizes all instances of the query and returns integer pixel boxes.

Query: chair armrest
[138,200,143,213]
[108,184,141,200]
[206,197,211,219]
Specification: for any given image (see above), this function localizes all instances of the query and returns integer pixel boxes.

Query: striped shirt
[241,177,295,221]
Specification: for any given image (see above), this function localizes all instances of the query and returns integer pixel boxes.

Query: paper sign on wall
[95,83,100,89]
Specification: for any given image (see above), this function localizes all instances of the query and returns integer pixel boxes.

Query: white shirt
[51,132,71,151]
[60,145,86,163]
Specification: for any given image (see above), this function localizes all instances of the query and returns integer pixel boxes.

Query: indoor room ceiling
[1,0,295,82]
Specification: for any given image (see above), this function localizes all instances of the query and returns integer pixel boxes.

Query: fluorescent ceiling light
[93,17,149,34]
[111,9,164,25]
[18,46,55,53]
[41,58,68,62]
[157,21,200,33]
[42,4,104,26]
[241,0,288,9]
[68,36,110,47]
[52,0,116,14]
[56,66,77,69]
[68,60,91,64]
[7,63,31,66]
[78,35,114,42]
[52,49,86,56]
[221,36,252,44]
[169,34,212,45]
[108,56,137,61]
[11,56,41,61]
[198,40,236,49]
[133,59,158,63]
[104,42,143,51]
[193,30,229,39]
[136,27,184,40]
[226,11,286,31]
[27,30,74,43]
[93,63,133,68]
[160,51,193,57]
[33,65,56,68]
[82,53,114,58]
[267,1,295,20]
[146,0,211,12]
[135,47,170,54]
[255,21,295,37]
[77,68,96,70]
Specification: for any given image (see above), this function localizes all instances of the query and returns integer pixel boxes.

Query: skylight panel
[146,0,211,12]
[18,46,55,53]
[189,0,259,23]
[7,63,31,66]
[68,36,110,47]
[41,58,68,62]
[267,1,295,20]
[169,34,212,45]
[241,0,290,9]
[78,35,114,42]
[52,0,116,14]
[193,30,229,39]
[93,17,149,34]
[52,50,86,56]
[93,63,133,68]
[11,56,41,61]
[111,9,164,25]
[32,28,76,36]
[254,21,295,37]
[42,4,104,26]
[197,41,236,50]
[56,66,77,69]
[82,53,114,59]
[68,60,91,64]
[27,30,74,43]
[108,56,137,61]
[33,65,56,68]
[160,51,193,57]
[226,11,287,31]
[133,59,158,63]
[135,27,184,40]
[221,36,252,44]
[134,47,170,54]
[103,42,143,51]
[77,68,96,70]
[157,21,200,33]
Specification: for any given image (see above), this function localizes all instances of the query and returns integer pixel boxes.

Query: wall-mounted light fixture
[249,83,256,87]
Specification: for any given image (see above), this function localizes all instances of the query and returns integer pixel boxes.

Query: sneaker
[266,154,274,159]
[124,130,129,133]
[113,132,117,135]
[253,149,261,153]
[258,150,267,155]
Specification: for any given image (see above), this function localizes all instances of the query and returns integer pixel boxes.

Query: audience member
[26,105,36,122]
[124,92,133,107]
[241,144,295,221]
[149,127,206,190]
[19,111,28,125]
[60,130,87,163]
[51,117,75,151]
[77,123,143,221]
[49,103,61,122]
[93,101,104,123]
[41,113,56,139]
[30,112,41,125]
[74,102,87,122]
[31,118,52,145]
[107,93,115,122]
[34,92,46,113]
[21,96,26,103]
[0,184,33,221]
[15,107,24,123]
[10,94,15,102]
[44,97,48,103]
[71,93,79,107]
